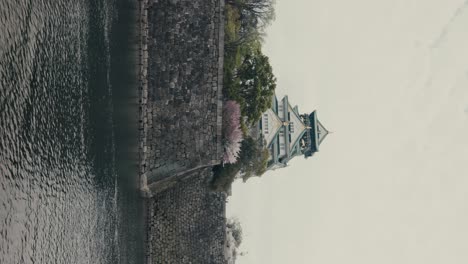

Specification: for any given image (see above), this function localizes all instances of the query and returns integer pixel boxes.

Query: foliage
[214,0,275,191]
[225,217,244,263]
[224,48,276,124]
[210,136,268,192]
[210,163,241,192]
[237,136,269,182]
[235,51,276,123]
[224,0,277,125]
[226,217,243,247]
[225,0,275,49]
[222,101,244,164]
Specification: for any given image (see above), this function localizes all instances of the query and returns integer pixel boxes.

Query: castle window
[263,114,269,134]
[289,122,294,133]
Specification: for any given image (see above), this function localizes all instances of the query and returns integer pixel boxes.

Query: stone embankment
[138,0,225,197]
[145,169,227,264]
[137,0,228,263]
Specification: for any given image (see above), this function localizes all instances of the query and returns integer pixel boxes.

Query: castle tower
[259,94,329,171]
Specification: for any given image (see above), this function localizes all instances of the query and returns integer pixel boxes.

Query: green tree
[224,29,263,53]
[235,51,276,123]
[210,136,269,192]
[237,137,269,182]
[210,163,241,192]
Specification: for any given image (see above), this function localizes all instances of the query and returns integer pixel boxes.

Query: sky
[226,0,468,263]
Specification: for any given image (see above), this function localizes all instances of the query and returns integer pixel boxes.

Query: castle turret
[259,95,329,171]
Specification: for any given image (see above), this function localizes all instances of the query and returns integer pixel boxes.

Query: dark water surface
[0,0,144,263]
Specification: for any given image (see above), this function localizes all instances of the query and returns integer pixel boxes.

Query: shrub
[210,136,268,192]
[227,217,243,247]
[225,217,244,262]
[237,136,269,182]
[222,101,244,164]
[209,163,241,192]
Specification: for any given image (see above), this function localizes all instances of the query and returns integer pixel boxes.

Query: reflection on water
[0,0,143,263]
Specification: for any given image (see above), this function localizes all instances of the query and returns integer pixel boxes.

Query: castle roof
[316,119,330,145]
[262,109,283,147]
[287,103,307,152]
[303,110,329,157]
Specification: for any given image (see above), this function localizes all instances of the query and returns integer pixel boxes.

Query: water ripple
[0,0,139,263]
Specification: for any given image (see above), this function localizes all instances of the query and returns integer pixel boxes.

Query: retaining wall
[145,169,227,264]
[138,0,225,196]
[136,0,229,263]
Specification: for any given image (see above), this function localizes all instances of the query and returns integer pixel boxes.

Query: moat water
[0,0,144,263]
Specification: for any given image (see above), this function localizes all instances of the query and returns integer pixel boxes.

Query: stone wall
[145,168,227,264]
[136,0,228,263]
[138,0,225,196]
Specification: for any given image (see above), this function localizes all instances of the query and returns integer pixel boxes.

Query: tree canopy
[224,0,277,125]
[216,0,276,191]
[237,136,269,181]
[235,51,276,123]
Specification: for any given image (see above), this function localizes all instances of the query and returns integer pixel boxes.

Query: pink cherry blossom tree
[222,101,244,164]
